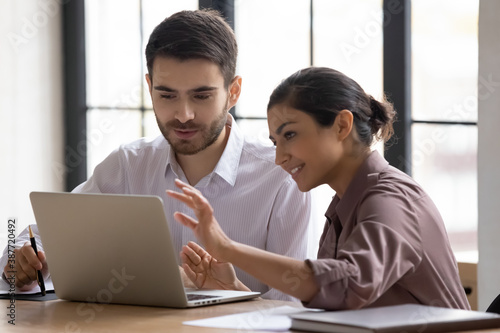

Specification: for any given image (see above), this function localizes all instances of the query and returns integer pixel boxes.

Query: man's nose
[175,101,195,123]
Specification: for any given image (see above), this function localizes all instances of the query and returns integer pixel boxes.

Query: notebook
[29,191,260,308]
[289,304,500,333]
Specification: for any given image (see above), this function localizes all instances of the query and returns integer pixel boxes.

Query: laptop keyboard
[187,294,222,301]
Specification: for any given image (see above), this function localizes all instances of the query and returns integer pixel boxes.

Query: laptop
[29,191,260,308]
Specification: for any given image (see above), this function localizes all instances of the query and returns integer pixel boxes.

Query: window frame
[63,0,478,205]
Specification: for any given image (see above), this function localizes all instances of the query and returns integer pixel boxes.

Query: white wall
[0,0,64,251]
[478,0,500,311]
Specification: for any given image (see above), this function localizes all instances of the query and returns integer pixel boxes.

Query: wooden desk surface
[1,298,300,332]
[1,298,500,332]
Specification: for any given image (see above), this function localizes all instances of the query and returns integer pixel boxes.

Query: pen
[29,225,46,296]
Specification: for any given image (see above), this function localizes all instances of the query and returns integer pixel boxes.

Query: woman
[167,67,470,310]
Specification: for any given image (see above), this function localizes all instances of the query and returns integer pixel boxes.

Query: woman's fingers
[174,178,192,190]
[187,241,208,258]
[181,251,198,273]
[169,185,215,226]
[166,190,195,209]
[182,263,197,280]
[173,212,199,230]
[182,244,202,266]
[181,262,202,288]
[167,180,212,216]
[181,187,215,221]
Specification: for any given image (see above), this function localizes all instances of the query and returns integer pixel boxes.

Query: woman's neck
[328,147,371,198]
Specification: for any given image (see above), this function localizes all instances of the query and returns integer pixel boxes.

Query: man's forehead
[151,57,224,84]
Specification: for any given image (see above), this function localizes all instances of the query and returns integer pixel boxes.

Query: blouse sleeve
[304,188,424,310]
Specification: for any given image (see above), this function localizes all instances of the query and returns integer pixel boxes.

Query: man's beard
[155,103,229,156]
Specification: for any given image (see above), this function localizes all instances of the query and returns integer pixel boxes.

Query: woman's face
[268,103,345,192]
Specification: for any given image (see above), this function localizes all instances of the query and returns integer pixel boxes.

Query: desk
[1,298,499,332]
[0,298,298,332]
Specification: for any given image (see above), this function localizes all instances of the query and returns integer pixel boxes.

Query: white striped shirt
[71,117,311,300]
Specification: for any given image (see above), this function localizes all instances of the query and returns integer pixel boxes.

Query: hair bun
[367,94,396,143]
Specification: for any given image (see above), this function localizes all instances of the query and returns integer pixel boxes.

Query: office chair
[486,294,500,314]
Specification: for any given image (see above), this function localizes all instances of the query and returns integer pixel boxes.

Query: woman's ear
[335,109,354,141]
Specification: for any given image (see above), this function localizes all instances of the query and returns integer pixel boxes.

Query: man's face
[146,57,240,155]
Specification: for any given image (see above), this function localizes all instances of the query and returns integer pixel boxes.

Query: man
[1,9,310,301]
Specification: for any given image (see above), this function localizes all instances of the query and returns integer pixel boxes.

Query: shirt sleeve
[72,147,127,194]
[262,178,311,301]
[304,190,423,310]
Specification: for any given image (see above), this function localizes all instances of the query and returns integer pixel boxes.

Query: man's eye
[284,132,296,140]
[160,94,175,99]
[194,94,210,100]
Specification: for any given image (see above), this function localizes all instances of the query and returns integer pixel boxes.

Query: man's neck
[175,125,230,186]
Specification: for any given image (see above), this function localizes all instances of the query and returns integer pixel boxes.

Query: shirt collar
[212,114,244,186]
[164,114,244,187]
[334,150,389,226]
[165,139,180,179]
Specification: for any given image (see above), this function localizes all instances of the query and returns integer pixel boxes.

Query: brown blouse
[304,151,470,310]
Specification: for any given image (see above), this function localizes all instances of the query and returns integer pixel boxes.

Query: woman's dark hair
[145,9,237,87]
[267,67,396,147]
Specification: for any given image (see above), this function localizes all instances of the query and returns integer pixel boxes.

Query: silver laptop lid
[30,191,193,307]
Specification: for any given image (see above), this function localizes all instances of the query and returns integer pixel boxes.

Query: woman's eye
[284,132,296,140]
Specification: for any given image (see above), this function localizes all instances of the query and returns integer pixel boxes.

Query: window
[78,0,478,257]
[411,0,478,258]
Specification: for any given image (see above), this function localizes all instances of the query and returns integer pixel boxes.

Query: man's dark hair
[145,9,238,87]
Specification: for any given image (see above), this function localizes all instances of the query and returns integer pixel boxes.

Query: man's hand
[181,241,250,291]
[3,242,48,291]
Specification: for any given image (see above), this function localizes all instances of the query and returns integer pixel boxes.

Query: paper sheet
[183,305,318,331]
